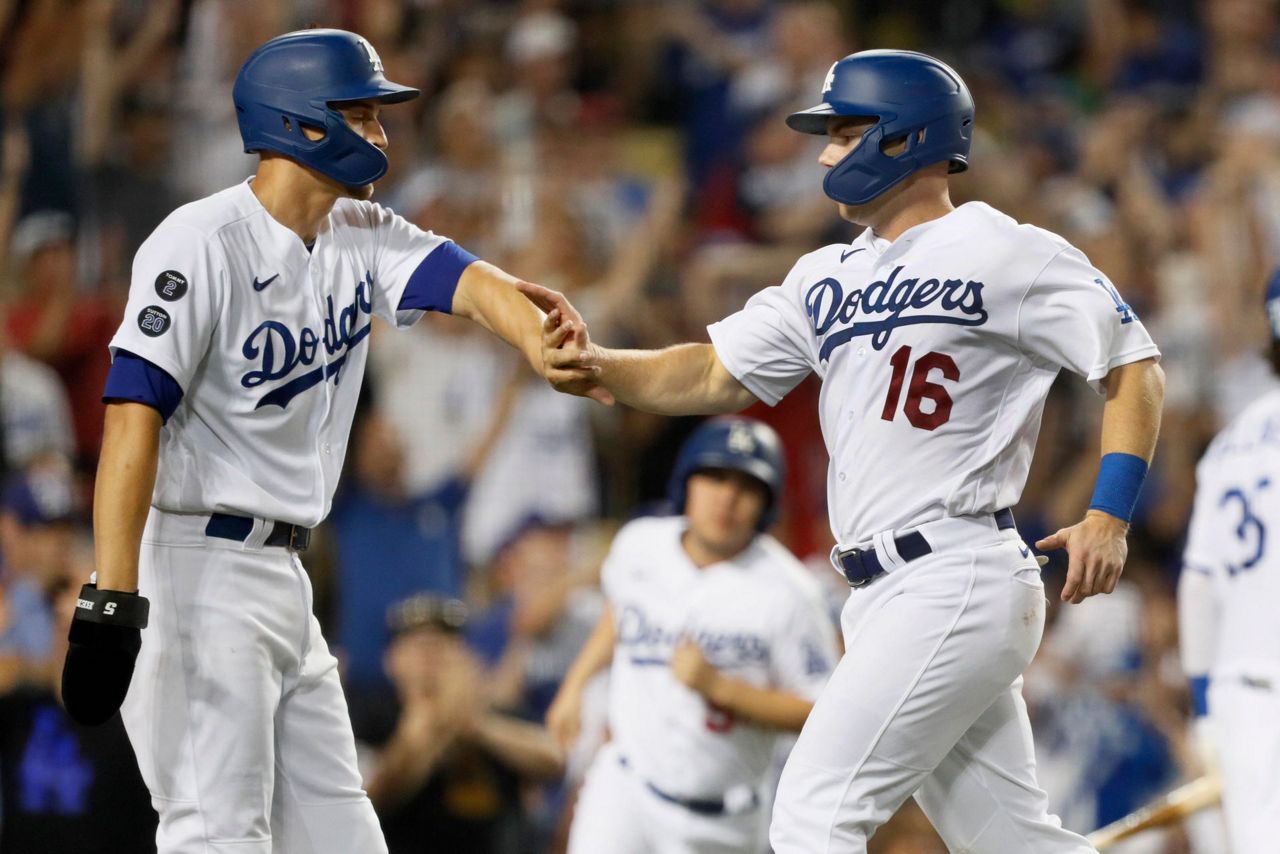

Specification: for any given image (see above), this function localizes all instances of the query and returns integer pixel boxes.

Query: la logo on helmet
[356,36,384,73]
[822,62,837,94]
[727,423,758,455]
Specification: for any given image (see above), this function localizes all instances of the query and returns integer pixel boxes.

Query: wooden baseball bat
[1087,774,1222,850]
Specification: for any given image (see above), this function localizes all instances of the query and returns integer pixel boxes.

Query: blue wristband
[1189,675,1210,717]
[1088,452,1148,522]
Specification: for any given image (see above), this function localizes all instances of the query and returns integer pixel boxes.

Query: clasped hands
[518,281,613,405]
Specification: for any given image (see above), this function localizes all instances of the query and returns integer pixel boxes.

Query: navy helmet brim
[785,104,836,135]
[327,81,420,106]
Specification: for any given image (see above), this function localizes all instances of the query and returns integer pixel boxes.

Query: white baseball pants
[568,743,760,854]
[771,514,1095,853]
[121,509,386,854]
[1211,675,1280,852]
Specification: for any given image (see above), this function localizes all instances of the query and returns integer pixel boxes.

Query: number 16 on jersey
[881,346,959,431]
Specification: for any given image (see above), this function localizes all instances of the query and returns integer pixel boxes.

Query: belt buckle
[289,526,311,552]
[839,547,872,588]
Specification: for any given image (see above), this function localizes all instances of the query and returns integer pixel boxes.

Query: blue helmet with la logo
[1267,268,1280,341]
[668,417,786,531]
[233,29,419,187]
[787,50,974,206]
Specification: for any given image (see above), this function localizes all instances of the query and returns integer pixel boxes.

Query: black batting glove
[61,583,150,726]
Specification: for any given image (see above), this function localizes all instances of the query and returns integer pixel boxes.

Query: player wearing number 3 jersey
[525,50,1164,852]
[1177,272,1280,852]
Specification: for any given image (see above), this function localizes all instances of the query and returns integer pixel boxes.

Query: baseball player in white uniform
[546,417,837,853]
[524,50,1166,852]
[57,30,597,854]
[1178,271,1280,853]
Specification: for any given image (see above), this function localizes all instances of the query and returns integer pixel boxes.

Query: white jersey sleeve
[109,222,223,390]
[1016,246,1160,392]
[706,260,820,406]
[599,521,638,604]
[363,202,477,328]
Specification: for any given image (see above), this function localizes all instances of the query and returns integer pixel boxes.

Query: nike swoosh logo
[252,274,280,292]
[1018,544,1031,559]
[840,248,865,263]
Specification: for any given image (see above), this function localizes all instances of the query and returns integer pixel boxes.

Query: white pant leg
[123,538,305,854]
[272,604,386,854]
[569,744,760,854]
[1212,678,1280,852]
[770,538,1054,853]
[568,745,652,854]
[914,678,1095,853]
[660,811,759,854]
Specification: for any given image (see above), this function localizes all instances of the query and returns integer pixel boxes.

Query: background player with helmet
[525,48,1165,852]
[1177,270,1280,852]
[57,29,598,854]
[546,416,837,853]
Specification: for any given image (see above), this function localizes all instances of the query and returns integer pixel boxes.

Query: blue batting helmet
[786,50,974,206]
[233,29,419,187]
[668,417,785,531]
[1267,268,1280,341]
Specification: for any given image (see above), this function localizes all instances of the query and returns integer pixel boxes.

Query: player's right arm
[545,334,754,416]
[545,605,616,749]
[1177,455,1224,773]
[62,222,219,726]
[94,402,162,593]
[520,272,816,415]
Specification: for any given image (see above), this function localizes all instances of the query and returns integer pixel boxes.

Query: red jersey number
[704,702,736,733]
[880,346,959,431]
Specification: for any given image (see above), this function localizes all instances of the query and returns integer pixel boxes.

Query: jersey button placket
[306,256,335,496]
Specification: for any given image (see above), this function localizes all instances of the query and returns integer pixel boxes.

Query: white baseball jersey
[1180,388,1280,682]
[708,201,1160,546]
[110,180,465,527]
[600,516,836,799]
[1178,388,1280,854]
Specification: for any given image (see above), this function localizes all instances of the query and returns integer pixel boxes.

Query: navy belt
[205,513,312,552]
[618,755,756,816]
[838,509,1015,588]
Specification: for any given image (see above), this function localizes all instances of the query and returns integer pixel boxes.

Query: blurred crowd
[0,0,1275,851]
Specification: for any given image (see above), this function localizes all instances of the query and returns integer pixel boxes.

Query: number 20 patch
[138,305,172,337]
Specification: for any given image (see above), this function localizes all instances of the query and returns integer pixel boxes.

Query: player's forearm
[468,713,565,779]
[365,729,453,811]
[560,606,616,693]
[94,402,162,592]
[702,675,814,731]
[1177,568,1219,680]
[596,343,755,416]
[1099,358,1165,462]
[452,261,544,371]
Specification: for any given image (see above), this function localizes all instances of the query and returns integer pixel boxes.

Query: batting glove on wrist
[61,583,150,726]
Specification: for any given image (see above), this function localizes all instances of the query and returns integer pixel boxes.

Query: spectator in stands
[0,463,78,690]
[5,212,118,463]
[331,368,520,699]
[360,593,563,854]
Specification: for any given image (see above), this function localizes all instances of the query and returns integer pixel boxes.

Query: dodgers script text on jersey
[709,201,1160,547]
[601,516,835,798]
[109,181,460,528]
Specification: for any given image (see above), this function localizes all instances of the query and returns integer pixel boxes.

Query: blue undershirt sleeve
[397,242,479,315]
[102,349,185,422]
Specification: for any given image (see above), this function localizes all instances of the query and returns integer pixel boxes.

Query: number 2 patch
[154,270,188,302]
[138,305,171,337]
